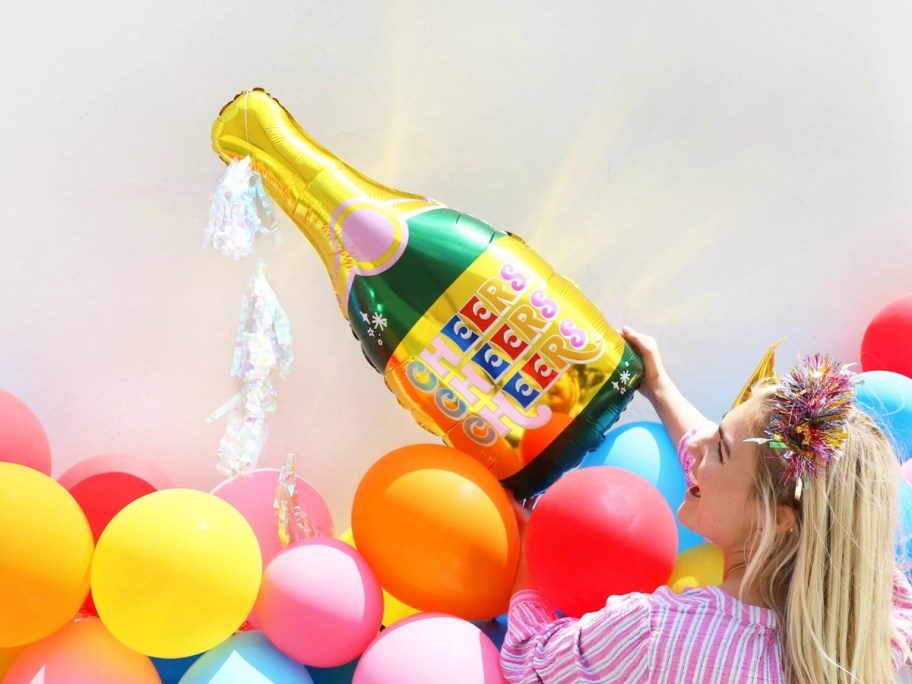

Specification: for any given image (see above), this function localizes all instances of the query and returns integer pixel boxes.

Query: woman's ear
[775,503,798,534]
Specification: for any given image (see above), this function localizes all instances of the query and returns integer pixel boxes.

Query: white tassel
[204,157,281,259]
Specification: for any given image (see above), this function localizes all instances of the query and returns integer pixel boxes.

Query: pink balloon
[0,389,51,475]
[211,468,334,570]
[257,538,382,667]
[3,617,161,684]
[58,454,174,542]
[353,613,506,684]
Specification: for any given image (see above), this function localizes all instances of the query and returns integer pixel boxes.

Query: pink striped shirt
[501,577,912,683]
[501,424,912,683]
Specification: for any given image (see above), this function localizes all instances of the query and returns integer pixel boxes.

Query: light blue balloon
[178,631,314,684]
[897,478,912,568]
[580,421,702,552]
[855,371,912,463]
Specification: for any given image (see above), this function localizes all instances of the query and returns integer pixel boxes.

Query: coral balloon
[353,613,505,684]
[667,543,724,593]
[257,538,382,667]
[579,421,703,551]
[91,489,262,658]
[861,293,912,378]
[338,528,420,627]
[854,370,912,462]
[526,466,678,617]
[211,468,334,570]
[211,89,642,498]
[0,644,27,679]
[179,631,313,684]
[3,617,160,684]
[351,444,519,620]
[0,389,51,474]
[0,463,93,647]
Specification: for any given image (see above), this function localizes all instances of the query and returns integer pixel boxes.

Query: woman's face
[677,400,763,552]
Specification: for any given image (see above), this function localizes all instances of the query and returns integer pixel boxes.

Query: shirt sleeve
[500,589,652,683]
[891,568,912,671]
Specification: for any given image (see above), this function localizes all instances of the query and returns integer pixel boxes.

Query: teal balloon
[579,421,702,551]
[471,614,508,650]
[178,631,313,684]
[152,654,201,684]
[855,371,912,463]
[307,658,359,684]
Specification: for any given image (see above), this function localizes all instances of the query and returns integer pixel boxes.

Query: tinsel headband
[745,353,857,501]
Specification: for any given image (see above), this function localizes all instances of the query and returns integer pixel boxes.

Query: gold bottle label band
[385,235,634,478]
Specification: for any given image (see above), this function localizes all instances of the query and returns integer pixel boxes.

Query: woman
[501,327,912,683]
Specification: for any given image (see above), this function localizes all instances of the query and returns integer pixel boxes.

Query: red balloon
[58,454,174,542]
[57,454,173,615]
[0,390,51,474]
[525,466,677,617]
[861,293,912,379]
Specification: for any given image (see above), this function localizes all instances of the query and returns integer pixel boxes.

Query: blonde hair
[741,383,910,683]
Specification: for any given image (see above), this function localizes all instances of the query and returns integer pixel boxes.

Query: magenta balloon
[211,468,334,569]
[353,613,505,684]
[257,538,383,668]
[0,390,51,474]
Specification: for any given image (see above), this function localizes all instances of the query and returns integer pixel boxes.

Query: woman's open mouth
[688,485,701,499]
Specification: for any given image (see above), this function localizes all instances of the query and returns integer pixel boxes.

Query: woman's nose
[687,437,705,466]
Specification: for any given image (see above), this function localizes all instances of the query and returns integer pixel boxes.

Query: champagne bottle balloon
[212,89,642,498]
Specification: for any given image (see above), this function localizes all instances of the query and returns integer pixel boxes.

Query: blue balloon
[178,631,313,684]
[579,421,702,552]
[897,478,912,567]
[855,371,912,463]
[152,654,202,684]
[306,658,359,684]
[472,614,508,650]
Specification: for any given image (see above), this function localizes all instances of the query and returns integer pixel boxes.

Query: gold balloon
[212,89,643,497]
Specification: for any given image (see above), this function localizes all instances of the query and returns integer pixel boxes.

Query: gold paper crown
[732,339,785,408]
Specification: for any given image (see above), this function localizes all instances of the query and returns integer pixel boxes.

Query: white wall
[2,0,910,529]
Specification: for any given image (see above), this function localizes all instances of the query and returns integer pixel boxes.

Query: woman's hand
[621,325,669,403]
[621,325,709,447]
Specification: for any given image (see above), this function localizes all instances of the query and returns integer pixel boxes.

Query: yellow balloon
[339,528,420,627]
[0,463,93,647]
[667,543,724,593]
[91,489,262,658]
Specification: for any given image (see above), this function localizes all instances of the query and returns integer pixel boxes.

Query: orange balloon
[351,444,519,620]
[0,463,93,647]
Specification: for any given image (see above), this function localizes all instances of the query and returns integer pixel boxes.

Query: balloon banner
[211,89,642,498]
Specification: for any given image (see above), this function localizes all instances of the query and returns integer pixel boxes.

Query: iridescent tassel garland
[206,262,293,476]
[204,156,281,259]
[274,452,318,547]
